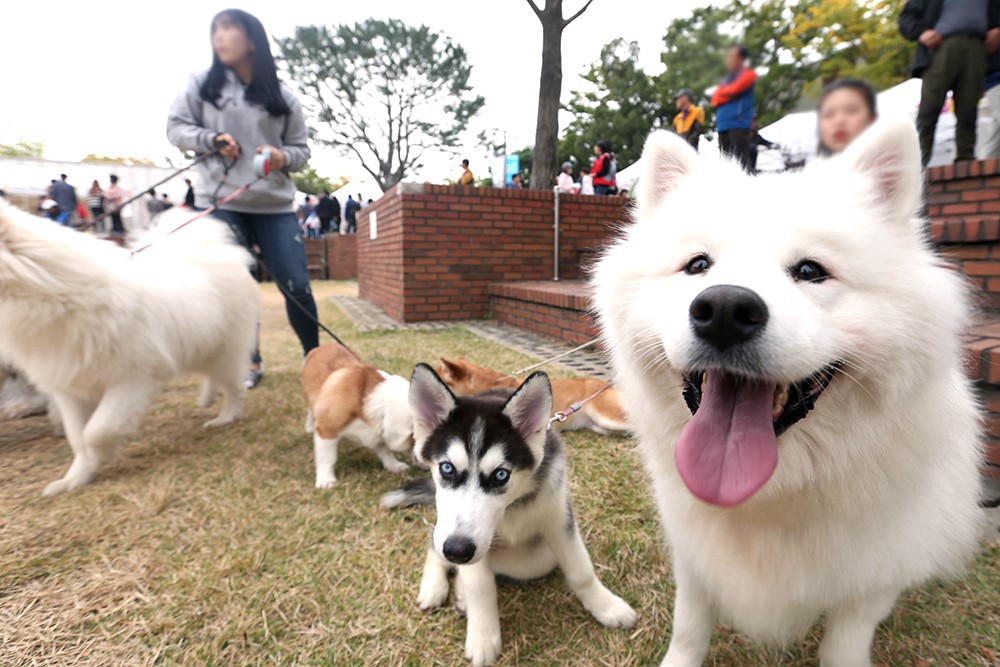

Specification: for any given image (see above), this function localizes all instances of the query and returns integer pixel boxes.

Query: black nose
[689,284,769,351]
[442,535,477,564]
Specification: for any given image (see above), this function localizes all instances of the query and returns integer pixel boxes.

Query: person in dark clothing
[184,178,196,207]
[899,0,1000,165]
[747,116,777,174]
[315,190,336,234]
[712,44,757,173]
[344,195,357,233]
[51,174,78,226]
[329,194,341,233]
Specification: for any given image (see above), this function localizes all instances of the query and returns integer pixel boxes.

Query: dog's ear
[839,118,922,227]
[437,357,465,383]
[502,371,553,453]
[636,130,699,220]
[409,364,457,446]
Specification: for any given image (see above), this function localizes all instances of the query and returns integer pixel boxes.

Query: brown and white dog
[436,357,629,435]
[302,342,414,488]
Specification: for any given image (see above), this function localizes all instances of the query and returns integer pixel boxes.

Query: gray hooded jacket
[166,69,310,214]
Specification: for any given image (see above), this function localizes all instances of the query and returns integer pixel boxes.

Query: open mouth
[682,366,838,437]
[674,366,838,507]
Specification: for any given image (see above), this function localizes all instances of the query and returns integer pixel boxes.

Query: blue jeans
[56,210,72,225]
[212,209,319,364]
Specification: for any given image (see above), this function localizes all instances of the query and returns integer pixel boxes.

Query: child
[817,78,878,156]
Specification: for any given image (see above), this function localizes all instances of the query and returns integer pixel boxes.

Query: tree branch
[525,0,543,18]
[563,0,595,27]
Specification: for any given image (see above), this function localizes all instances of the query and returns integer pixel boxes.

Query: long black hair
[817,78,878,156]
[199,8,290,117]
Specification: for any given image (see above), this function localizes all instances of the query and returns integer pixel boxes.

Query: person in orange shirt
[458,159,475,186]
[672,88,705,151]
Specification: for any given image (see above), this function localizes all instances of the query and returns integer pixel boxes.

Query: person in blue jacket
[711,44,757,173]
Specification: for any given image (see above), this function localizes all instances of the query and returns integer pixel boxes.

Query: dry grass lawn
[1,281,999,666]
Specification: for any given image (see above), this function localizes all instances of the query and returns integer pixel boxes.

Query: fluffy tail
[381,478,436,509]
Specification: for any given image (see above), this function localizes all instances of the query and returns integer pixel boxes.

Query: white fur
[0,203,260,495]
[592,120,984,666]
[312,374,414,488]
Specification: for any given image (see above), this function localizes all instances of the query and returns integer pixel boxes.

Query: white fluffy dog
[0,202,259,495]
[593,120,984,666]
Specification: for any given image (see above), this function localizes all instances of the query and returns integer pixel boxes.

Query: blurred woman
[817,78,878,156]
[87,180,104,232]
[167,8,317,389]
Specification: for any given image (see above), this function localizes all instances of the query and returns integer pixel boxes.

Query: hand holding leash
[214,133,241,159]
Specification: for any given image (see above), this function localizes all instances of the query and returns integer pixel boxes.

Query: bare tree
[525,0,595,190]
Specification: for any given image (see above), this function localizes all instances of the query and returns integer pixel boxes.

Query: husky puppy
[592,120,985,666]
[0,203,259,495]
[383,365,636,667]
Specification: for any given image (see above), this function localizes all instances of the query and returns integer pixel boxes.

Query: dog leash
[547,384,612,430]
[128,149,274,256]
[80,147,224,232]
[508,338,600,379]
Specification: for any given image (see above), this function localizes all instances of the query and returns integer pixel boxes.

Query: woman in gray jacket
[167,8,318,389]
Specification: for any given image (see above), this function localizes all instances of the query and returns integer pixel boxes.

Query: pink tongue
[675,374,778,507]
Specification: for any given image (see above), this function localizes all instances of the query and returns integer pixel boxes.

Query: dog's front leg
[546,517,637,629]
[42,393,96,496]
[457,560,502,667]
[660,560,714,667]
[818,589,897,667]
[416,547,450,610]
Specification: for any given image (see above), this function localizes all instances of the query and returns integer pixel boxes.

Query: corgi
[436,356,628,435]
[302,342,414,488]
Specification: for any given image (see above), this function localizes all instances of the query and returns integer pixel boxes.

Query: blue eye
[439,461,455,477]
[492,469,510,484]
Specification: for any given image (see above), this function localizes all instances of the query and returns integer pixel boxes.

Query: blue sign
[505,154,520,185]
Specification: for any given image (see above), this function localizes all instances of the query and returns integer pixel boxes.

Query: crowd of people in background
[298,190,367,238]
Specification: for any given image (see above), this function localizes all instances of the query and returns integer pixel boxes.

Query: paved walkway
[331,296,612,379]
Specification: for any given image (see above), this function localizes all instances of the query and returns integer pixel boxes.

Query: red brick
[945,203,981,217]
[963,261,1000,276]
[961,189,1000,202]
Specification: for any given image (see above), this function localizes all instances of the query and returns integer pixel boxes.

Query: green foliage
[291,165,334,196]
[0,141,44,158]
[561,39,665,170]
[276,18,485,192]
[782,0,911,92]
[513,146,534,183]
[559,0,913,158]
[81,154,156,166]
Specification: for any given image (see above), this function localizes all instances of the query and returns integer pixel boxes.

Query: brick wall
[326,235,357,280]
[927,158,1000,478]
[356,183,630,322]
[488,281,599,345]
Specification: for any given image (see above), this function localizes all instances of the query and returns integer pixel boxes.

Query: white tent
[615,78,996,189]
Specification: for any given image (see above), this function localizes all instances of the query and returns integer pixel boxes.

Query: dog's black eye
[791,260,830,284]
[439,461,455,477]
[491,469,510,484]
[684,255,711,275]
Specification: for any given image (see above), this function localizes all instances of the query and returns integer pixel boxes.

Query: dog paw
[383,459,410,474]
[203,415,237,428]
[315,477,338,490]
[464,630,502,667]
[42,478,78,496]
[417,576,449,611]
[587,591,637,629]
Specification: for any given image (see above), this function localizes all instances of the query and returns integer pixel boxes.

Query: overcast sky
[1,0,706,182]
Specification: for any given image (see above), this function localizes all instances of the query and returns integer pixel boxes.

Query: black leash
[270,275,361,361]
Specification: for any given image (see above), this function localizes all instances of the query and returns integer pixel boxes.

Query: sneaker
[245,365,264,390]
